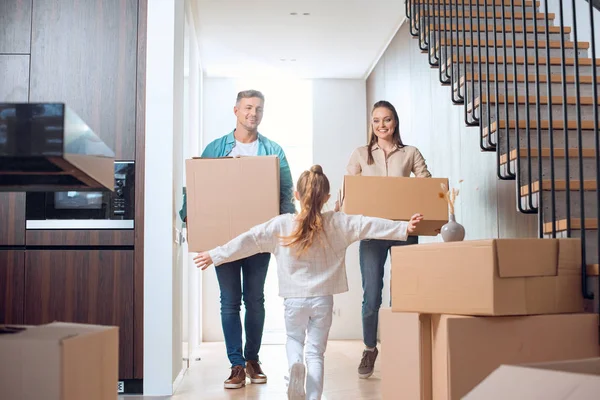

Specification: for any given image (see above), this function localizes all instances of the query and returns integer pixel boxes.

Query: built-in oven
[25,161,135,229]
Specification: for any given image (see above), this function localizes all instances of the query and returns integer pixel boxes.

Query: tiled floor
[120,340,382,399]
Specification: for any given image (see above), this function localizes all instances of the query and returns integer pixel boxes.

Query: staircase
[406,0,599,309]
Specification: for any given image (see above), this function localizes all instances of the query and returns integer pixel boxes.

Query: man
[180,89,296,389]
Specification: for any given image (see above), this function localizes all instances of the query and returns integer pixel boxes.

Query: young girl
[194,165,423,400]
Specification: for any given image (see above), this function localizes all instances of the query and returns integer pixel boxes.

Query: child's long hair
[281,164,330,255]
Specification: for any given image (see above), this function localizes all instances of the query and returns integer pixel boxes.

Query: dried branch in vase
[439,180,463,216]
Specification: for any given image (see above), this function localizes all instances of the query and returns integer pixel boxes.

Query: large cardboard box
[339,175,448,236]
[0,322,119,400]
[380,309,431,400]
[431,313,599,399]
[185,156,280,251]
[391,238,583,316]
[379,311,598,400]
[464,357,600,399]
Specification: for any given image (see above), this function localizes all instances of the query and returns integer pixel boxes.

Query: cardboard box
[0,322,119,400]
[380,309,431,400]
[185,156,280,251]
[339,175,449,236]
[379,311,598,400]
[391,238,583,316]
[464,357,600,399]
[432,313,599,399]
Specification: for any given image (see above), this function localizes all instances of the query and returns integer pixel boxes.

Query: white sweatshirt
[209,211,409,298]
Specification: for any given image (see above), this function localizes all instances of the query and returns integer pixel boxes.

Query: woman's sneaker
[287,362,306,400]
[358,347,378,379]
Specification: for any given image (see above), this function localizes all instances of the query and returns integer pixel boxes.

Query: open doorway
[201,78,313,345]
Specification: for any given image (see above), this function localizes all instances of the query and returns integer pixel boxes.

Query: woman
[345,100,431,379]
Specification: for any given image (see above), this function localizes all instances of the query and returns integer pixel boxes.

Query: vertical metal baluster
[589,0,600,310]
[483,0,496,149]
[558,0,572,238]
[522,0,536,210]
[499,0,516,178]
[571,0,591,299]
[541,0,556,238]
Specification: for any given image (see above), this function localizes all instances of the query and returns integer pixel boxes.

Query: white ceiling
[193,0,406,79]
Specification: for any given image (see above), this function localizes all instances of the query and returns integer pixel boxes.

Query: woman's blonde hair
[281,165,330,255]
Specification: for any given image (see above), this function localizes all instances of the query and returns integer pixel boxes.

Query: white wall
[312,79,368,339]
[143,0,185,395]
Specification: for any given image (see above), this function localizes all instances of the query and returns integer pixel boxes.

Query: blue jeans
[359,237,419,348]
[215,252,271,367]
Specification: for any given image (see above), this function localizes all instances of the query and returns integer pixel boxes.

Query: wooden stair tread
[426,23,569,34]
[543,218,598,233]
[455,73,600,88]
[419,0,539,5]
[487,120,597,136]
[445,55,600,68]
[520,180,598,195]
[437,38,588,50]
[588,264,600,276]
[469,94,600,110]
[499,147,597,164]
[416,10,551,19]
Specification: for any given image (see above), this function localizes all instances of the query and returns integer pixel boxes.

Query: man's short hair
[236,90,265,104]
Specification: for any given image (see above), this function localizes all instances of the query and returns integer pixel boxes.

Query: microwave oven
[25,161,135,229]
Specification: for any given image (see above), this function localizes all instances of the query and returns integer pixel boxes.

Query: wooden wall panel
[29,0,138,159]
[0,0,33,54]
[0,193,26,246]
[25,250,135,378]
[0,251,25,325]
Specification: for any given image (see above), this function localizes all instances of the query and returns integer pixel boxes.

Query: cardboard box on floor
[339,175,448,236]
[391,238,584,316]
[379,311,599,400]
[0,322,119,400]
[464,357,600,399]
[380,309,431,400]
[185,156,280,252]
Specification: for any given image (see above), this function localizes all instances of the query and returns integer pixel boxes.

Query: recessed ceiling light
[303,12,310,15]
[280,58,286,61]
[290,12,297,15]
[290,59,296,62]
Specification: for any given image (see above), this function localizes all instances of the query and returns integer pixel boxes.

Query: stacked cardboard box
[381,238,600,399]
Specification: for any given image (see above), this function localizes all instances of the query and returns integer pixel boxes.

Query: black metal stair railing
[405,0,600,305]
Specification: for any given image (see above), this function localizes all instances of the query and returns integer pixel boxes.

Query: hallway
[122,341,382,400]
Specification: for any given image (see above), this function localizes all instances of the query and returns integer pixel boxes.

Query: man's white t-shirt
[229,139,259,157]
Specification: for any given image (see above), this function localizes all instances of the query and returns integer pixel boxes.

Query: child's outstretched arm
[344,213,424,244]
[194,217,280,270]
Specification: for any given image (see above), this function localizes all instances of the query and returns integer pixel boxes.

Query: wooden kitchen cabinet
[0,193,26,246]
[25,250,135,378]
[29,0,139,159]
[0,250,25,325]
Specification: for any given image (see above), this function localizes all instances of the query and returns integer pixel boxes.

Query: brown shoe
[224,365,246,389]
[358,347,379,379]
[246,360,268,384]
